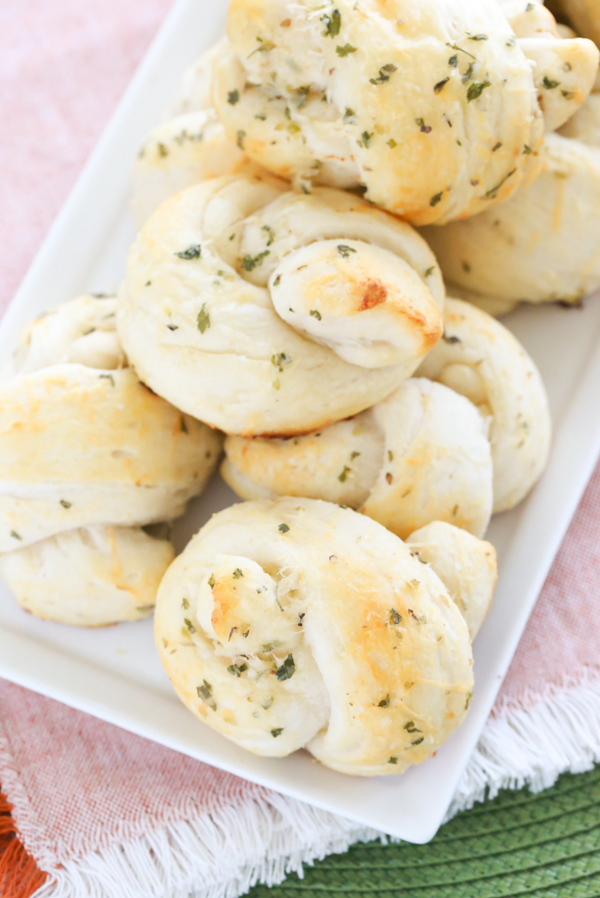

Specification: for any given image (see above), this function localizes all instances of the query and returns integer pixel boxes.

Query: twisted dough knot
[118,174,444,436]
[422,13,600,310]
[222,299,550,522]
[155,499,496,775]
[212,0,597,224]
[223,377,494,539]
[418,299,551,512]
[0,296,222,626]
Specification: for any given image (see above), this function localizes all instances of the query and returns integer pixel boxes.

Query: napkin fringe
[31,790,381,898]
[21,670,600,898]
[451,667,600,816]
[0,792,48,898]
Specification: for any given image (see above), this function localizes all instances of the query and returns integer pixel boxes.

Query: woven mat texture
[246,766,600,898]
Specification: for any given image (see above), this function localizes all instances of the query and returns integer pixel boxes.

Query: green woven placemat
[247,766,600,898]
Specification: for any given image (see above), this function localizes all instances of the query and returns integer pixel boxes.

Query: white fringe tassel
[31,671,600,898]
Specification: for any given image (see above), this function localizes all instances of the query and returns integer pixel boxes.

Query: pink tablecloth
[1,2,600,897]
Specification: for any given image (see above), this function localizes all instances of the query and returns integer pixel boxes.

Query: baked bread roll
[0,526,175,628]
[222,378,493,539]
[132,110,261,227]
[417,299,551,513]
[118,173,444,436]
[175,41,226,115]
[211,0,597,224]
[155,498,496,774]
[0,296,222,626]
[421,129,600,307]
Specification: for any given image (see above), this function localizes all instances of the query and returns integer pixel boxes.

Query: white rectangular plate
[1,0,600,844]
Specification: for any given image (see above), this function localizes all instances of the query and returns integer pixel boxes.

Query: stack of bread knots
[423,3,600,313]
[7,0,577,777]
[155,499,496,774]
[0,295,222,627]
[118,174,445,435]
[118,0,573,776]
[222,299,551,532]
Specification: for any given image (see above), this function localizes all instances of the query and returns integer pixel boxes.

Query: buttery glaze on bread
[212,0,597,225]
[155,498,497,775]
[222,378,494,539]
[118,174,444,436]
[0,296,222,626]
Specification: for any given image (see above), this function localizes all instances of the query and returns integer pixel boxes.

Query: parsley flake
[10,530,22,540]
[228,90,240,105]
[370,63,397,86]
[337,244,357,258]
[248,37,275,58]
[271,727,284,737]
[388,756,398,764]
[310,309,322,320]
[242,250,270,271]
[338,465,351,482]
[228,663,249,677]
[434,77,449,94]
[446,42,475,61]
[237,130,246,150]
[378,695,391,708]
[467,33,488,41]
[416,117,432,133]
[485,167,516,198]
[361,131,374,147]
[321,9,341,38]
[232,568,244,579]
[60,499,72,509]
[184,618,196,634]
[404,720,422,733]
[430,191,443,207]
[197,304,210,333]
[275,654,296,680]
[208,574,216,589]
[390,608,401,626]
[336,43,356,57]
[467,80,491,102]
[278,523,290,533]
[387,138,397,148]
[197,680,217,710]
[271,352,291,372]
[99,373,115,386]
[176,244,201,260]
[542,76,560,89]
